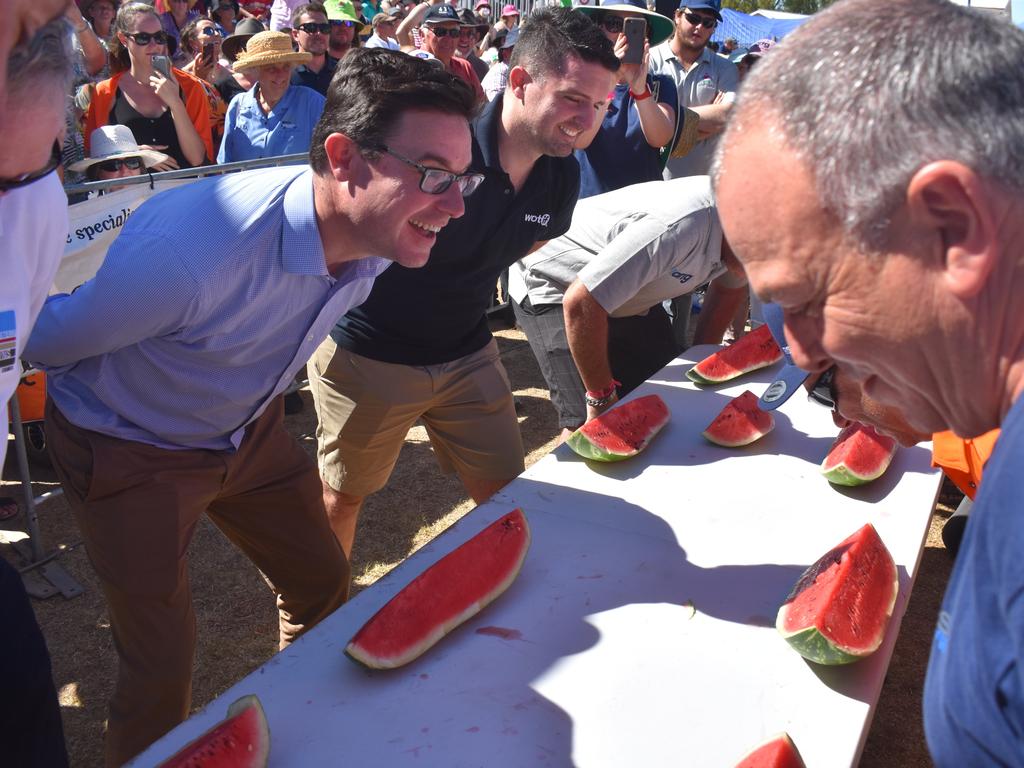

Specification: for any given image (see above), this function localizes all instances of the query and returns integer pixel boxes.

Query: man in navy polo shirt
[289,2,337,95]
[309,7,620,556]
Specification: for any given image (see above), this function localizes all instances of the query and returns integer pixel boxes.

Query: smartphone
[151,54,172,78]
[200,42,216,68]
[622,17,646,65]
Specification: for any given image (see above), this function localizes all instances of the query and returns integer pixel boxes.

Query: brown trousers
[45,397,348,767]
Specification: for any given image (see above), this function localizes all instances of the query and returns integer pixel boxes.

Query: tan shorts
[308,337,525,497]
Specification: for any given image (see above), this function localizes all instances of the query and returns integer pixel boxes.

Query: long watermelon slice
[821,423,898,486]
[777,523,898,665]
[702,390,774,447]
[346,509,531,669]
[687,324,783,384]
[566,394,670,462]
[734,732,806,768]
[158,695,269,768]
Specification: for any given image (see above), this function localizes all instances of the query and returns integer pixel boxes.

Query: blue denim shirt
[25,166,389,451]
[217,84,326,164]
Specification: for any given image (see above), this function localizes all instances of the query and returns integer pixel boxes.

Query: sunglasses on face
[125,31,170,45]
[0,141,60,194]
[368,145,484,197]
[598,16,625,34]
[428,26,461,37]
[682,10,717,28]
[297,22,331,33]
[329,19,356,28]
[98,156,144,172]
[200,26,223,36]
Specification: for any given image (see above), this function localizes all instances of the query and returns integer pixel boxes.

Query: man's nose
[784,314,831,374]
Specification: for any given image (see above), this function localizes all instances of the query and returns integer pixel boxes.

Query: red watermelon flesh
[346,509,531,669]
[821,423,898,486]
[566,394,670,462]
[702,390,775,447]
[776,523,898,665]
[158,695,269,768]
[734,732,806,768]
[687,324,783,384]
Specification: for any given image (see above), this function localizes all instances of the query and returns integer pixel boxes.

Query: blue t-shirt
[574,74,678,200]
[924,397,1024,764]
[218,84,326,164]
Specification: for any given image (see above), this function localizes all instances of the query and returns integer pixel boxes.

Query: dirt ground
[1,325,957,767]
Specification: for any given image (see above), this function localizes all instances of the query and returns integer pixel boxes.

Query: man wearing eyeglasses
[649,0,736,179]
[289,2,337,94]
[24,50,477,766]
[308,8,619,558]
[396,1,485,103]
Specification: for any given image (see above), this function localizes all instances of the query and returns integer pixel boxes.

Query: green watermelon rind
[344,510,531,670]
[820,427,898,487]
[566,395,671,463]
[775,529,900,666]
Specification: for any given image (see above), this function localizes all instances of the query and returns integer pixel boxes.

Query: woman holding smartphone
[84,2,214,169]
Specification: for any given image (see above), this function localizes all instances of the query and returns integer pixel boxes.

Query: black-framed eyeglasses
[125,30,170,45]
[97,156,144,172]
[368,144,485,196]
[683,10,717,29]
[329,19,356,28]
[200,26,223,36]
[297,22,331,34]
[807,365,837,411]
[0,141,61,194]
[427,26,461,37]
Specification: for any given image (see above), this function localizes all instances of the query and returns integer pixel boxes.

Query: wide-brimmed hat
[69,125,170,172]
[232,30,312,71]
[221,17,264,60]
[575,0,674,46]
[324,0,367,29]
[500,3,518,17]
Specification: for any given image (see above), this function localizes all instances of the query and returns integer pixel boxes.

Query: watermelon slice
[734,732,806,768]
[702,390,775,447]
[821,423,898,486]
[566,394,670,462]
[158,695,269,768]
[346,509,531,669]
[687,324,783,384]
[777,523,898,665]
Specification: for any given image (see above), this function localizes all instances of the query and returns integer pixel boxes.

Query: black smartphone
[200,42,216,68]
[151,54,172,78]
[622,17,646,65]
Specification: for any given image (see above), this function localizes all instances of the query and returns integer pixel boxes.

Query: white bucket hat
[69,125,170,172]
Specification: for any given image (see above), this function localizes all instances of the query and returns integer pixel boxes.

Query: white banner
[54,178,191,294]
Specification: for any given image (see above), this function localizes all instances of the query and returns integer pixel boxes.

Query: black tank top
[110,87,190,168]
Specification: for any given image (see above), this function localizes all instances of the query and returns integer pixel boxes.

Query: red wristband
[629,87,652,101]
[586,380,621,400]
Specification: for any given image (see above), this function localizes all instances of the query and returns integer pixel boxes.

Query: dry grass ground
[1,326,956,767]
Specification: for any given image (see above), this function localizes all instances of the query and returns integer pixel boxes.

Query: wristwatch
[807,365,837,411]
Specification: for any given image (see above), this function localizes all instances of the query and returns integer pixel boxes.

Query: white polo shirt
[649,43,739,178]
[0,173,68,468]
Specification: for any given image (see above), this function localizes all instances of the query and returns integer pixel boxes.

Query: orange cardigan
[84,69,215,164]
[932,429,1001,500]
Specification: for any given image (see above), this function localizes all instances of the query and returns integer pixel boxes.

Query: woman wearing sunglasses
[84,3,215,170]
[160,0,201,65]
[70,125,172,193]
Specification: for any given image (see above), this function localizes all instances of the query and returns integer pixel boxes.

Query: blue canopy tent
[711,9,809,47]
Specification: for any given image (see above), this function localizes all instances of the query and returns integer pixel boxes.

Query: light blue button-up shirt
[217,84,326,164]
[25,166,389,451]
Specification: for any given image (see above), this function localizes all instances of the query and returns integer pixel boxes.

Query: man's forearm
[563,281,614,392]
[692,101,732,137]
[693,277,748,346]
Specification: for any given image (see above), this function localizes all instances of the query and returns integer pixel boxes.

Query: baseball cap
[423,3,460,23]
[678,0,722,22]
[758,302,812,410]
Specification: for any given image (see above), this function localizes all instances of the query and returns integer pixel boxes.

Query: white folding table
[130,346,942,767]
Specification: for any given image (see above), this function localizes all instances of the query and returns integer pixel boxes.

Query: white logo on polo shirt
[524,213,551,226]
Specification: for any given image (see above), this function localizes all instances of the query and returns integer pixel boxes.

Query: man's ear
[507,65,531,101]
[906,161,997,299]
[322,132,362,183]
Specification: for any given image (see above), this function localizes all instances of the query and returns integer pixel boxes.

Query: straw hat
[69,125,170,172]
[232,31,313,71]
